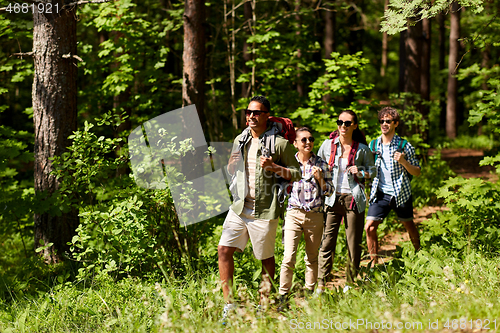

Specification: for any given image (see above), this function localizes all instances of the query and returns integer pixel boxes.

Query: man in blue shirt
[365,107,421,264]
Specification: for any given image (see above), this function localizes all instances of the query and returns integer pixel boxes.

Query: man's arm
[394,142,421,176]
[394,154,421,176]
[261,157,292,180]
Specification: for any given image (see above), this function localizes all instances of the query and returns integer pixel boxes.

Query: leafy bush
[421,177,500,254]
[51,116,218,278]
[0,125,34,250]
[411,150,456,208]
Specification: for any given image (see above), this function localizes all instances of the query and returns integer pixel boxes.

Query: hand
[312,166,323,182]
[228,152,241,173]
[347,165,358,175]
[260,156,274,171]
[393,151,407,166]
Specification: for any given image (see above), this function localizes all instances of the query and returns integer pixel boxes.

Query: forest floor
[325,148,496,291]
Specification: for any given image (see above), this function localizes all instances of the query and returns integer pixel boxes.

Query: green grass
[1,243,500,332]
[437,135,497,151]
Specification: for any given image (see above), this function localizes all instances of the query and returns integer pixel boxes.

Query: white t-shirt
[337,158,351,194]
[377,143,395,196]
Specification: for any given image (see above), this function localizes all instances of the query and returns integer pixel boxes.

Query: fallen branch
[12,51,35,58]
[62,53,83,62]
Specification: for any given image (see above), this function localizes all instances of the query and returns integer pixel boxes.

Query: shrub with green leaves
[422,177,500,253]
[291,52,375,135]
[51,117,218,278]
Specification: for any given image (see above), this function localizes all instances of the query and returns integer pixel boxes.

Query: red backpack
[268,116,296,144]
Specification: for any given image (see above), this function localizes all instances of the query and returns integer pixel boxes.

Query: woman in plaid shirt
[278,127,333,309]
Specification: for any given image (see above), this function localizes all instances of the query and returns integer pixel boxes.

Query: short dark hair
[295,127,312,136]
[250,95,271,113]
[378,107,400,123]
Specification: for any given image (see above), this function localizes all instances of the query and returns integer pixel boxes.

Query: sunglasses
[245,109,269,117]
[379,119,394,124]
[336,120,353,127]
[299,137,315,143]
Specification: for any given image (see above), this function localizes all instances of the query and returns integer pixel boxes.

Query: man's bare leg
[260,256,275,304]
[218,245,237,302]
[365,220,381,264]
[402,220,420,251]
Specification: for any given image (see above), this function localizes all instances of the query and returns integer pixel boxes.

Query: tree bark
[398,30,406,93]
[323,0,336,59]
[182,0,206,128]
[295,0,304,97]
[380,0,389,77]
[438,13,446,130]
[420,18,431,142]
[404,21,422,98]
[33,1,79,263]
[446,2,460,139]
[322,0,336,113]
[241,1,253,128]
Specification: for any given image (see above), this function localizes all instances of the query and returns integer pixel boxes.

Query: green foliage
[77,0,183,127]
[0,125,34,245]
[49,116,218,278]
[422,177,500,253]
[381,0,485,34]
[445,134,497,150]
[291,52,375,135]
[235,5,323,119]
[412,150,456,208]
[3,248,500,331]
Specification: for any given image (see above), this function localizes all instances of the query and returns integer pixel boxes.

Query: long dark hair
[329,110,367,145]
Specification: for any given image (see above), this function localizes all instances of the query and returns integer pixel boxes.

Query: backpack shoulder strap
[328,140,337,168]
[369,138,379,162]
[348,141,359,167]
[397,138,408,153]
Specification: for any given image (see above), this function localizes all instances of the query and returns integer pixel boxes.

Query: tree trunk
[33,1,79,263]
[322,0,336,113]
[295,0,304,97]
[420,18,431,142]
[438,13,446,130]
[182,0,206,128]
[398,30,406,93]
[224,0,238,132]
[380,0,389,77]
[182,0,207,186]
[404,21,422,98]
[446,2,460,139]
[241,1,253,128]
[323,1,336,59]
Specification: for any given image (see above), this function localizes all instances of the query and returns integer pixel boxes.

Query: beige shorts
[218,207,279,260]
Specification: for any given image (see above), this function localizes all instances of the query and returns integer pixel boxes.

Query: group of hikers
[218,95,421,319]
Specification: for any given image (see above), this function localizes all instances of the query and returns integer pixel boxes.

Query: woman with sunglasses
[278,127,333,309]
[316,110,374,290]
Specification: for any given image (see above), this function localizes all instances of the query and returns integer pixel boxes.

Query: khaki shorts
[218,207,279,260]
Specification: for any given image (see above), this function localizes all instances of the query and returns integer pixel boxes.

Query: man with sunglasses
[365,107,421,264]
[218,96,301,320]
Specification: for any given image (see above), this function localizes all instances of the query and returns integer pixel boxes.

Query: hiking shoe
[221,303,236,325]
[314,287,325,298]
[276,294,288,312]
[256,304,263,319]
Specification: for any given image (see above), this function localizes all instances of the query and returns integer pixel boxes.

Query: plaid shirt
[287,153,333,212]
[369,135,420,207]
